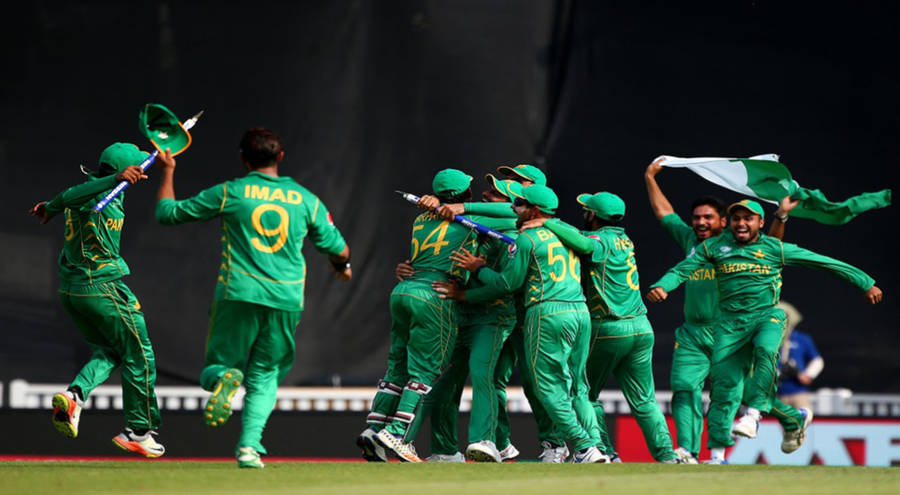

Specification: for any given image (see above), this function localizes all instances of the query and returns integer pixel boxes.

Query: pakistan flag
[658,154,891,225]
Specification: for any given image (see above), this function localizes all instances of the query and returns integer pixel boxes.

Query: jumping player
[30,142,165,457]
[647,199,883,464]
[155,127,351,468]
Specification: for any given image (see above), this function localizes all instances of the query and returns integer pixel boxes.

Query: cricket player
[358,169,516,462]
[155,127,351,468]
[645,158,816,462]
[409,174,520,462]
[457,165,570,462]
[647,199,883,464]
[530,192,681,463]
[439,184,609,463]
[30,142,164,457]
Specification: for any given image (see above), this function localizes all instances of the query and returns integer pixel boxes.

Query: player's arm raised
[767,195,800,240]
[32,167,146,224]
[647,244,711,302]
[781,242,881,305]
[645,157,675,221]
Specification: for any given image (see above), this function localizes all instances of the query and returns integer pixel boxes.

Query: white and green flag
[658,154,891,225]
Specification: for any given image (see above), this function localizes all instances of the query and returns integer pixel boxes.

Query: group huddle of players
[355,161,882,464]
[32,129,881,467]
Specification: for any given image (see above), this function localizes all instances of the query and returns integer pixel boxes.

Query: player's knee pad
[366,412,393,426]
[404,381,432,396]
[377,380,404,396]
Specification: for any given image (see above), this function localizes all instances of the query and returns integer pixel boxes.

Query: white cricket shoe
[538,441,569,463]
[781,408,813,453]
[572,446,610,463]
[356,428,388,462]
[375,429,422,462]
[674,447,698,464]
[237,446,265,468]
[466,440,501,462]
[426,452,466,462]
[499,443,520,461]
[732,413,759,439]
[112,428,165,458]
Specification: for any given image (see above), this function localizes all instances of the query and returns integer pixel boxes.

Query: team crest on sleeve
[507,243,518,257]
[327,212,334,225]
[689,247,696,257]
[720,246,731,254]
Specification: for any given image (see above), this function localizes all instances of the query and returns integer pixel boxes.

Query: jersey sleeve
[543,218,596,256]
[467,214,517,232]
[463,202,517,218]
[44,175,119,216]
[475,234,532,294]
[155,183,228,225]
[652,240,713,292]
[306,196,347,256]
[660,213,696,252]
[780,242,875,291]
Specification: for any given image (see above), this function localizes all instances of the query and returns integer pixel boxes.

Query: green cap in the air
[138,103,192,155]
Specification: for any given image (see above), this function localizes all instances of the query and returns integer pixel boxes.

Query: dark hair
[437,187,473,203]
[239,127,284,168]
[691,195,726,217]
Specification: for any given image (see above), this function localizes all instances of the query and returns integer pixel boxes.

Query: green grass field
[1,462,898,495]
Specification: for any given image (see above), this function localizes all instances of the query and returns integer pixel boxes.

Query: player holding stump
[155,127,351,468]
[647,199,883,463]
[30,143,164,457]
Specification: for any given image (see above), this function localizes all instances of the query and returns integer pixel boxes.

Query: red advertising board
[615,416,900,466]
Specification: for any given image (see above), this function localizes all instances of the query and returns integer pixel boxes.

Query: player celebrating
[647,199,882,464]
[440,184,608,463]
[155,127,351,468]
[30,143,165,458]
[528,192,681,463]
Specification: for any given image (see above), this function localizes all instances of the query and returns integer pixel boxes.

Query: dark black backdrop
[2,1,897,391]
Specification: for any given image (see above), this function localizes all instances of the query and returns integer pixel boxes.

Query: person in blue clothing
[776,301,824,411]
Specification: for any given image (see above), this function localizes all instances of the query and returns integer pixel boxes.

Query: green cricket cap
[98,142,150,174]
[727,199,765,219]
[509,183,558,214]
[432,168,473,196]
[484,173,518,200]
[138,103,192,156]
[577,192,626,220]
[496,164,547,185]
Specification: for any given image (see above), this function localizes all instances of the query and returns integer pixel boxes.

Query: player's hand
[29,201,51,225]
[450,247,486,273]
[864,285,882,305]
[328,257,352,281]
[396,259,414,281]
[157,148,176,172]
[519,217,547,231]
[116,165,149,185]
[797,373,813,386]
[775,195,800,219]
[417,195,440,211]
[646,286,668,302]
[645,157,664,178]
[432,280,466,301]
[436,203,464,221]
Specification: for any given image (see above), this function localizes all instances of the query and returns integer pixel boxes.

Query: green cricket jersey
[405,211,515,285]
[45,174,130,285]
[156,171,346,311]
[476,226,585,307]
[458,213,519,321]
[653,232,876,314]
[543,219,646,321]
[660,213,719,324]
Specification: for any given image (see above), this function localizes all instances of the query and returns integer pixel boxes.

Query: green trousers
[588,316,676,461]
[493,336,516,450]
[200,299,301,455]
[508,322,564,448]
[427,312,516,453]
[670,322,715,456]
[59,280,161,431]
[368,281,458,442]
[707,308,803,449]
[523,301,599,452]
